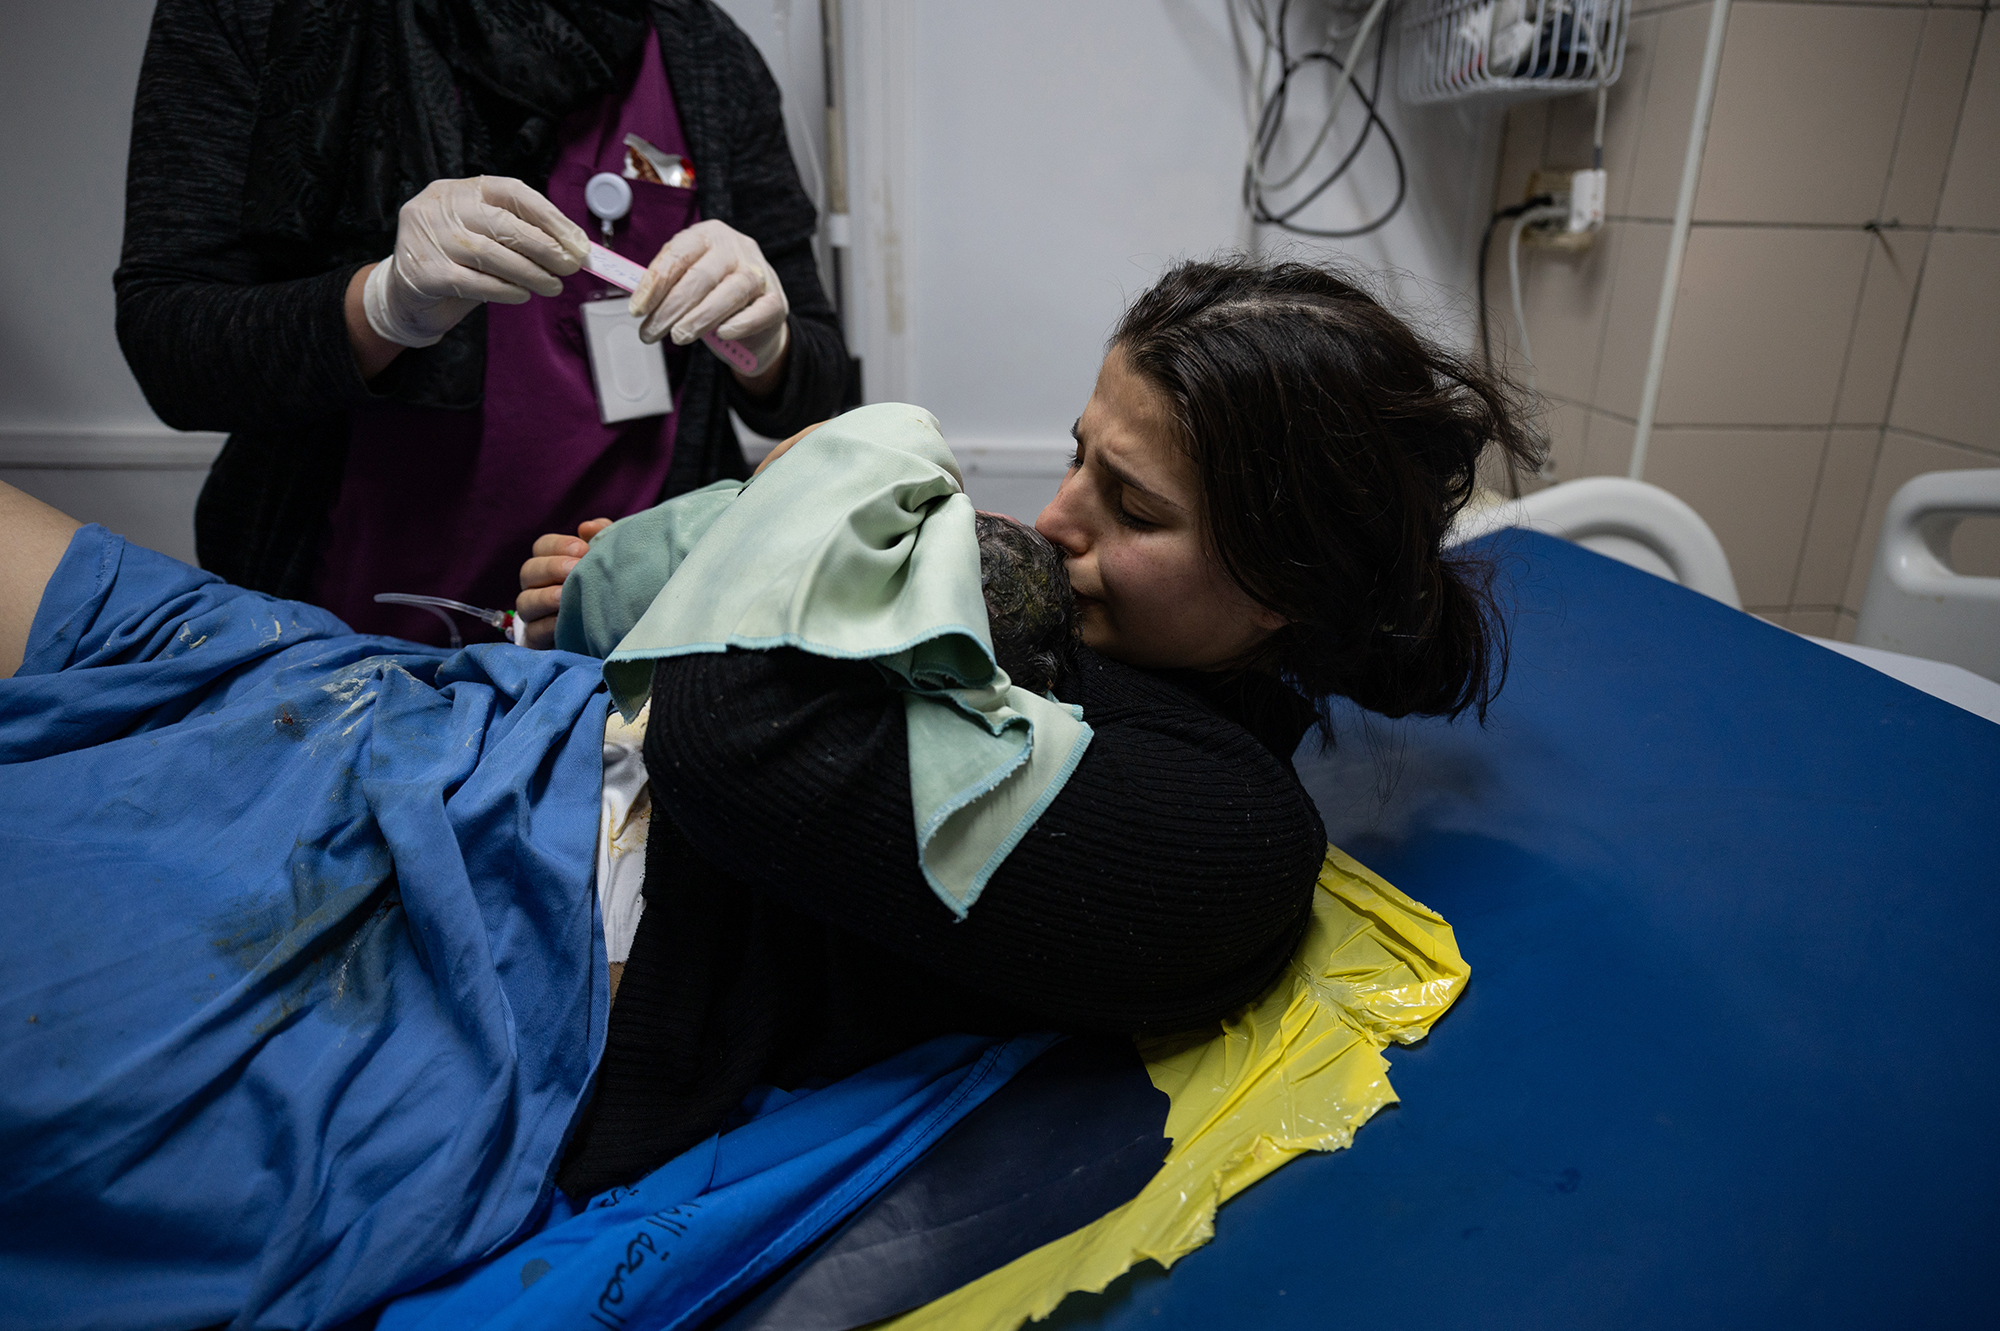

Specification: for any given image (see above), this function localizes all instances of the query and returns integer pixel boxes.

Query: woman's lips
[1065,562,1104,613]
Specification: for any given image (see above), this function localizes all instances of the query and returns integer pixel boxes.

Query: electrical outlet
[1522,169,1604,251]
[1525,169,1573,206]
[1568,168,1606,233]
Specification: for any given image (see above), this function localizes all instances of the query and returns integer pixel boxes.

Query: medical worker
[114,0,851,642]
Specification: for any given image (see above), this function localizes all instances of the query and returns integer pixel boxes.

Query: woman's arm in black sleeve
[645,648,1327,1032]
[706,15,850,435]
[113,0,373,432]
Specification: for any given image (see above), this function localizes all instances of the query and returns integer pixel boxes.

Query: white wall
[837,0,1506,519]
[0,0,163,434]
[710,0,831,293]
[0,0,1506,545]
[0,0,217,561]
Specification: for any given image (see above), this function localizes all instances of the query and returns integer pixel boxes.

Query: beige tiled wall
[1487,0,1999,638]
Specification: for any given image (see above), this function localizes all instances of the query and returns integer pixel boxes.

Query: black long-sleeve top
[558,645,1328,1199]
[115,0,851,596]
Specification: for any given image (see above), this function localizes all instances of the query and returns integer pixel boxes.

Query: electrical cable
[1246,50,1405,232]
[1245,43,1403,234]
[1476,194,1556,376]
[1256,0,1394,193]
[1508,203,1568,391]
[1226,0,1270,132]
[1234,0,1293,194]
[1592,79,1608,169]
[1243,1,1397,227]
[1475,193,1555,498]
[1234,0,1409,241]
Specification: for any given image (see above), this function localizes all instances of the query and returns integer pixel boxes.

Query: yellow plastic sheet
[881,845,1469,1331]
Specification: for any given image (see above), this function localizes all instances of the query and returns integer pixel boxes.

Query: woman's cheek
[1137,548,1206,615]
[1075,600,1113,650]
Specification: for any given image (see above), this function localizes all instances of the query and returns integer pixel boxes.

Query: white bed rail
[1855,469,2000,681]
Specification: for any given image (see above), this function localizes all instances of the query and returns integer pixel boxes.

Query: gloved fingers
[373,175,579,345]
[631,228,716,333]
[428,224,567,299]
[395,177,579,297]
[437,230,561,302]
[476,176,590,267]
[426,263,536,306]
[640,247,732,344]
[462,205,576,294]
[714,288,788,343]
[667,268,768,346]
[395,204,542,304]
[632,236,728,341]
[384,247,517,311]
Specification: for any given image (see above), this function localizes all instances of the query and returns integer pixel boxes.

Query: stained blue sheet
[0,528,613,1331]
[377,1033,1058,1331]
[1045,531,2000,1329]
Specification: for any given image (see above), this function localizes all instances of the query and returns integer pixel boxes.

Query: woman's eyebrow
[1072,420,1186,511]
[1103,459,1185,512]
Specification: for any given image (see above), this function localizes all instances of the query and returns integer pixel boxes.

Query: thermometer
[581,242,762,376]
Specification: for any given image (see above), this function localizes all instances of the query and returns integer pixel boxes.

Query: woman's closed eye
[1113,498,1157,531]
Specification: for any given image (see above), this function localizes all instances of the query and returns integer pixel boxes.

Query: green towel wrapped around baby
[557,403,1091,919]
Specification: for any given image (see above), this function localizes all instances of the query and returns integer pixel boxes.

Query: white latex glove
[363,175,590,348]
[628,220,790,375]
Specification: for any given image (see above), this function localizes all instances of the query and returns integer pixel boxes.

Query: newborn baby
[594,507,1075,994]
[566,407,1081,981]
[968,511,1075,695]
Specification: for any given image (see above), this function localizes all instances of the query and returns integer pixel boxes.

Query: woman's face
[1035,346,1285,671]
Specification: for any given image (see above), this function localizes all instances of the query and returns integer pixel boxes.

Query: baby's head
[974,512,1076,695]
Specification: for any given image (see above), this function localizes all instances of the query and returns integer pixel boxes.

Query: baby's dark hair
[1113,256,1541,734]
[974,512,1076,695]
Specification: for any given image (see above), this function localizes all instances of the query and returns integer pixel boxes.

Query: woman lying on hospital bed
[0,257,1536,1329]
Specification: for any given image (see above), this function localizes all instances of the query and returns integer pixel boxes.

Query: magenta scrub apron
[313,30,699,645]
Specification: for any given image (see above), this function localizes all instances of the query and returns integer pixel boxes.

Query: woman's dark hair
[974,512,1077,695]
[1113,256,1540,731]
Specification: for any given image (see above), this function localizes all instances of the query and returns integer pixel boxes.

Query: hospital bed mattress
[1035,529,2000,1328]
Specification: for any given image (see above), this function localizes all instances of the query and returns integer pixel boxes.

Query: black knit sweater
[558,645,1328,1199]
[115,0,850,597]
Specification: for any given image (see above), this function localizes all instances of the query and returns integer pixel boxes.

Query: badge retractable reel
[581,172,674,424]
[585,172,634,238]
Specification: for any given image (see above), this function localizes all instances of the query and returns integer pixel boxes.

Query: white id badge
[581,297,673,424]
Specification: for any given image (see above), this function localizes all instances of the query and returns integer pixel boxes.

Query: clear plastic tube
[373,593,524,648]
